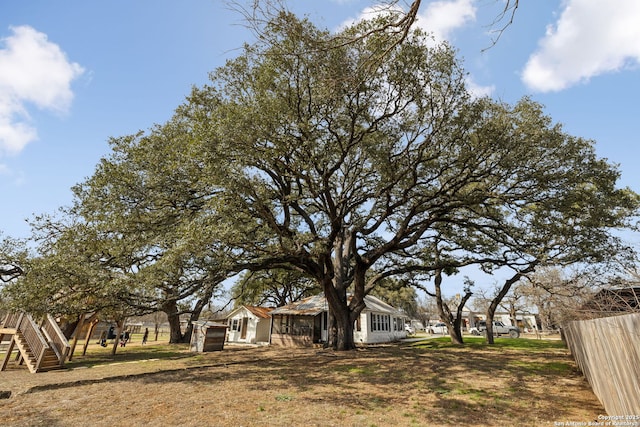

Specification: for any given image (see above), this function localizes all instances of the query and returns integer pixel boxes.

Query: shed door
[240,317,248,339]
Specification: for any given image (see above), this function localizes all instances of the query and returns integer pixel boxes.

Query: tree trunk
[485,308,497,345]
[111,319,124,355]
[433,269,464,345]
[182,285,217,344]
[452,290,472,343]
[508,304,517,326]
[163,299,184,343]
[486,264,537,344]
[324,281,355,351]
[82,319,98,356]
[68,313,86,361]
[334,304,354,350]
[166,311,183,343]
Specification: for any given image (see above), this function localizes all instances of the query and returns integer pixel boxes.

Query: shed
[225,305,273,344]
[189,321,227,352]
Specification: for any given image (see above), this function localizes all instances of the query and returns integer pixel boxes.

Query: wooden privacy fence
[563,312,640,416]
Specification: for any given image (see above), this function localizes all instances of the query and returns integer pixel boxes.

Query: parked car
[470,320,520,338]
[405,324,415,335]
[428,322,448,334]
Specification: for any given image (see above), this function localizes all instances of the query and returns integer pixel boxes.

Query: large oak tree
[180,12,637,349]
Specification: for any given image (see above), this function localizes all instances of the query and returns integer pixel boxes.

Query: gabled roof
[360,294,406,317]
[245,306,274,319]
[270,293,406,317]
[227,305,274,319]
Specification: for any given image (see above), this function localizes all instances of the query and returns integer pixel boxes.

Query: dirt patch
[2,339,604,426]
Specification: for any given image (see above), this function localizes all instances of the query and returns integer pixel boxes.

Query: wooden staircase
[0,312,70,373]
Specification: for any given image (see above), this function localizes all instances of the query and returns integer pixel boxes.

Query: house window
[231,319,239,332]
[280,315,291,334]
[371,314,391,332]
[395,318,403,331]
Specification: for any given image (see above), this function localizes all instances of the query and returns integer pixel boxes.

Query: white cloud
[339,0,476,45]
[339,1,485,97]
[415,0,476,44]
[0,25,84,155]
[466,77,494,98]
[522,0,640,92]
[337,4,404,32]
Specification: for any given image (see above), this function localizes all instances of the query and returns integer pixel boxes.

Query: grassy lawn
[2,337,604,426]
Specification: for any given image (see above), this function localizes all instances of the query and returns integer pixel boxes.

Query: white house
[226,305,273,344]
[269,293,408,347]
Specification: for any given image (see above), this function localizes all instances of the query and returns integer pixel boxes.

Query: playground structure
[0,311,70,373]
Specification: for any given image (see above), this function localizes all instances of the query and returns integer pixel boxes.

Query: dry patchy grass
[1,337,604,426]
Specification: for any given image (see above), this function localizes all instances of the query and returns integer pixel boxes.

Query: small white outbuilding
[225,305,273,345]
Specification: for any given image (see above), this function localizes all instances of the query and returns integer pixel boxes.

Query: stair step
[2,312,70,374]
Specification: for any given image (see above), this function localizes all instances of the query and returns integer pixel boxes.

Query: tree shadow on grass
[23,339,602,426]
[100,341,602,425]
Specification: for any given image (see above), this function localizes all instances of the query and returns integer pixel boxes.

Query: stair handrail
[42,314,71,365]
[1,311,23,329]
[18,314,49,370]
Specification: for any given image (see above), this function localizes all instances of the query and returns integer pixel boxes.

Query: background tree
[422,96,638,343]
[416,296,438,329]
[0,233,29,285]
[85,129,229,342]
[418,268,473,344]
[231,269,319,307]
[518,268,568,331]
[519,267,615,328]
[498,284,529,326]
[0,215,142,355]
[1,215,125,319]
[369,277,419,319]
[0,233,31,318]
[51,119,232,343]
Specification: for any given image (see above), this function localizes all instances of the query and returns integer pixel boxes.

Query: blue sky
[1,1,639,296]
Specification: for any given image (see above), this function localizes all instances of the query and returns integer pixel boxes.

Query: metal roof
[270,294,328,316]
[270,293,406,317]
[245,306,274,319]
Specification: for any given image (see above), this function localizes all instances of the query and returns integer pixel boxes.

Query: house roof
[270,293,406,317]
[245,306,274,319]
[226,305,274,319]
[360,295,406,317]
[270,294,327,316]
